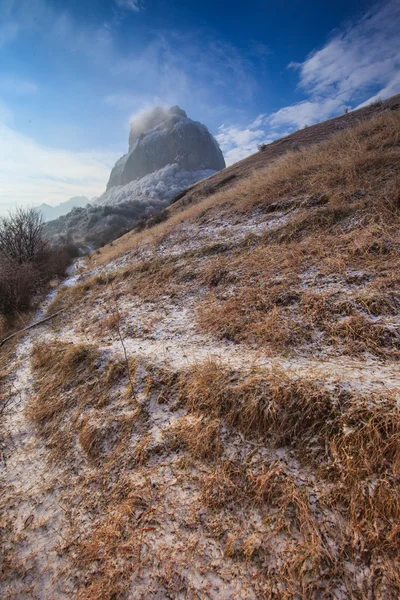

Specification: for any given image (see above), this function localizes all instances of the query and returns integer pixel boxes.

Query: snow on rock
[96,163,216,208]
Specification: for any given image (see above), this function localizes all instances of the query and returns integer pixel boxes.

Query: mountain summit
[106,106,225,190]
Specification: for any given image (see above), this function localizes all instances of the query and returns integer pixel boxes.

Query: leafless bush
[42,245,78,279]
[133,208,169,232]
[0,259,38,314]
[0,207,79,317]
[0,207,47,265]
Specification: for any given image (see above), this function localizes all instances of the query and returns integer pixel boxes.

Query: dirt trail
[0,270,81,599]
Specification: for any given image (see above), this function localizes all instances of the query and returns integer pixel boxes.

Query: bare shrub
[0,208,79,318]
[0,207,47,265]
[0,259,38,315]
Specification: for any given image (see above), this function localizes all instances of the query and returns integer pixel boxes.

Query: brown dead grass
[232,111,400,215]
[167,414,222,461]
[197,223,400,357]
[178,361,341,450]
[176,360,400,597]
[77,411,112,462]
[13,107,400,599]
[91,109,400,268]
[75,477,155,600]
[26,342,138,461]
[176,360,400,564]
[21,338,400,598]
[51,114,400,361]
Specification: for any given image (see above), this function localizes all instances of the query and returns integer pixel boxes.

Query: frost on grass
[2,107,400,599]
[5,335,400,598]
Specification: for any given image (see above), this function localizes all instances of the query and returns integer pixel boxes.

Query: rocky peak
[107,106,225,190]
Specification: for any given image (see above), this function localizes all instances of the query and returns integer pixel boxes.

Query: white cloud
[113,33,257,110]
[216,119,273,166]
[275,0,400,130]
[218,0,400,166]
[356,70,400,108]
[0,120,118,210]
[297,0,400,105]
[0,76,38,96]
[268,98,344,129]
[114,0,143,12]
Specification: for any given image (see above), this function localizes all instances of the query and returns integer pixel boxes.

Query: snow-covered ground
[1,206,399,598]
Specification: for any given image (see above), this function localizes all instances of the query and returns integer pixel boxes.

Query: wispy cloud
[296,0,400,105]
[0,76,38,96]
[0,0,260,203]
[216,119,268,165]
[220,0,400,164]
[0,117,118,209]
[268,98,343,129]
[356,70,400,108]
[113,32,258,112]
[114,0,143,12]
[0,0,114,66]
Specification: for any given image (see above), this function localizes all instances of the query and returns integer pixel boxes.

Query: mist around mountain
[38,196,89,222]
[44,107,225,248]
[105,106,225,192]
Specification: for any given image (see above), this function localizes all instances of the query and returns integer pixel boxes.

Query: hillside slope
[1,103,400,599]
[169,93,400,212]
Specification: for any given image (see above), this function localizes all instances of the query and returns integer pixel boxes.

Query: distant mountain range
[38,196,89,222]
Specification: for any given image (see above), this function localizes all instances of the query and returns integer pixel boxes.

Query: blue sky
[1,0,399,210]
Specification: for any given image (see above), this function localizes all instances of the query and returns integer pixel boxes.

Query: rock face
[107,106,225,190]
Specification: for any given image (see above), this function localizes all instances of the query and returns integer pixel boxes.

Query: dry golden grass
[46,276,100,314]
[51,116,400,361]
[74,476,155,600]
[176,361,341,450]
[200,459,252,509]
[77,411,112,462]
[328,394,400,550]
[54,114,400,358]
[90,109,400,268]
[11,108,400,599]
[178,360,400,597]
[26,342,139,461]
[232,111,400,214]
[172,359,399,540]
[166,414,222,461]
[197,223,400,356]
[21,337,400,598]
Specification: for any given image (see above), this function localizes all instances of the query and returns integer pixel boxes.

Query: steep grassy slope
[1,103,400,599]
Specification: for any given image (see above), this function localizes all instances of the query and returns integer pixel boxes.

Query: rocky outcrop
[107,106,225,190]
